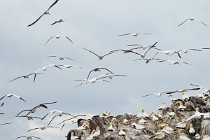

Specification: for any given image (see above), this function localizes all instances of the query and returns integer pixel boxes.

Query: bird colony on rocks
[1,0,210,140]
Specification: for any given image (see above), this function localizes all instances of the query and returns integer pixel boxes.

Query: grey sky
[1,0,210,139]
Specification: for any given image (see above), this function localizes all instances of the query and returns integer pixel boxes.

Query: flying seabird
[83,47,116,60]
[16,101,57,117]
[159,60,191,65]
[118,32,151,37]
[0,94,26,102]
[9,72,43,82]
[0,122,13,126]
[74,73,111,88]
[178,17,207,26]
[86,68,114,81]
[46,56,76,62]
[51,18,65,25]
[14,136,42,140]
[56,64,83,69]
[45,35,73,46]
[35,64,62,72]
[27,0,60,27]
[27,126,59,132]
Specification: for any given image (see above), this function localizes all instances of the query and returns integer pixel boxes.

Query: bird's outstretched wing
[83,48,100,57]
[45,36,55,45]
[118,33,131,36]
[65,36,73,43]
[178,18,190,26]
[9,76,25,82]
[46,0,60,11]
[200,20,207,26]
[27,12,47,27]
[27,0,60,27]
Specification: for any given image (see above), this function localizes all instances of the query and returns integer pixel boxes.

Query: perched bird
[14,136,42,140]
[178,17,207,26]
[189,123,195,134]
[9,73,42,82]
[45,35,73,46]
[27,0,60,27]
[159,102,166,110]
[83,47,116,60]
[0,94,26,102]
[51,18,65,25]
[46,56,76,62]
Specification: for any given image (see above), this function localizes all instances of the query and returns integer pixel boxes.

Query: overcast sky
[1,0,210,139]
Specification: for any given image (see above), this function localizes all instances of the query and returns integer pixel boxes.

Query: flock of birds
[1,0,210,140]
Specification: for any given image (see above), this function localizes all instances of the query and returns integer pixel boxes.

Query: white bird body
[162,124,173,134]
[186,107,210,122]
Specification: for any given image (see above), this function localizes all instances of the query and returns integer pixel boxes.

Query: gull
[27,0,60,27]
[0,122,12,126]
[51,18,65,25]
[16,101,57,117]
[86,67,113,81]
[178,17,207,26]
[0,94,26,102]
[35,64,62,72]
[9,73,43,82]
[46,56,76,62]
[27,126,59,132]
[14,136,42,140]
[45,35,73,46]
[83,47,116,60]
[118,32,151,37]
